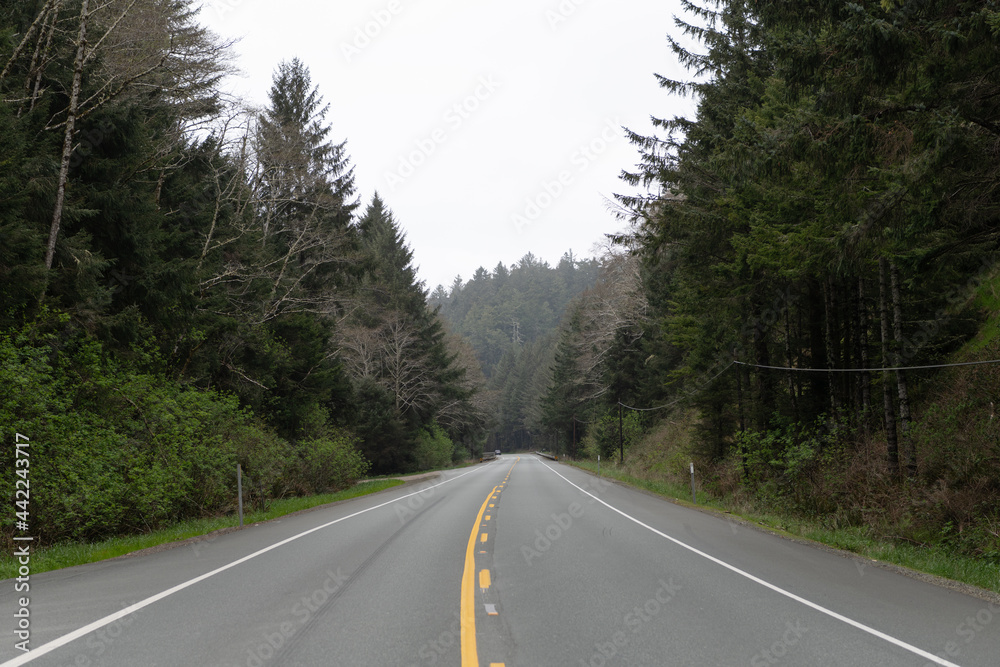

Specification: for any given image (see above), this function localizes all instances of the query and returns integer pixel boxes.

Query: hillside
[557,266,1000,578]
[431,251,600,450]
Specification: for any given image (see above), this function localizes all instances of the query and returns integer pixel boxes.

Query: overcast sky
[197,0,696,291]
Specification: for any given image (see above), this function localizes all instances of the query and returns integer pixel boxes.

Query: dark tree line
[431,251,600,451]
[612,0,999,467]
[537,0,1000,555]
[0,0,488,542]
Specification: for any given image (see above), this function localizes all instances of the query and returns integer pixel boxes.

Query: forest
[0,0,490,543]
[430,251,600,453]
[531,0,1000,563]
[2,0,1000,568]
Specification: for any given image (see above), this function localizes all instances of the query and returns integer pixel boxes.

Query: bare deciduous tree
[566,246,649,401]
[20,0,234,285]
[336,310,440,417]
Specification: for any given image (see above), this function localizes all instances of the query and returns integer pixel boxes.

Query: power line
[733,358,1000,373]
[568,354,1000,418]
[618,362,735,412]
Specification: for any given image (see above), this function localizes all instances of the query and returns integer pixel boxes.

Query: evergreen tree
[338,193,476,472]
[255,58,358,322]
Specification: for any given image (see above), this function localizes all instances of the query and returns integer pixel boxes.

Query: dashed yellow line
[461,485,496,667]
[463,457,520,667]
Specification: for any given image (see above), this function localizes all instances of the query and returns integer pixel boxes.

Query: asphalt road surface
[1,455,999,666]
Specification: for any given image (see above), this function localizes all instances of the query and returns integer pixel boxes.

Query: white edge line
[538,459,963,667]
[1,466,487,666]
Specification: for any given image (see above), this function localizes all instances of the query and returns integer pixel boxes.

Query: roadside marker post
[237,464,244,527]
[690,462,696,504]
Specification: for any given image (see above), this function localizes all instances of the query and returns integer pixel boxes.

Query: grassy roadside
[565,459,1000,595]
[360,457,479,481]
[0,479,404,579]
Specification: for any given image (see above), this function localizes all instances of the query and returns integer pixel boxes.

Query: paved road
[1,455,998,666]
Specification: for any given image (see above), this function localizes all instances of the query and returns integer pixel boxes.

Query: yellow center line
[461,485,496,667]
[462,457,520,667]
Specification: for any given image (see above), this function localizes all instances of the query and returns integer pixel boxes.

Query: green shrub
[582,411,644,461]
[287,432,370,494]
[413,422,454,471]
[736,414,843,512]
[0,315,351,544]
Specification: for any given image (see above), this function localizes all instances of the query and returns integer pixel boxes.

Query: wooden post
[237,464,244,528]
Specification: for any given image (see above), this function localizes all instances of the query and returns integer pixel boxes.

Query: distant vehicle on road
[495,449,501,456]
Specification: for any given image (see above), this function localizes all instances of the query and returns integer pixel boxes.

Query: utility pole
[572,416,576,459]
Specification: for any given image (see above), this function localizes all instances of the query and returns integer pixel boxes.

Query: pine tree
[255,58,358,321]
[338,193,474,472]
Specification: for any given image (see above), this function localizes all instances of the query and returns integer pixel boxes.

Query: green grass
[566,460,1000,594]
[570,459,728,513]
[0,479,403,579]
[361,458,479,480]
[797,525,1000,593]
[957,269,1000,354]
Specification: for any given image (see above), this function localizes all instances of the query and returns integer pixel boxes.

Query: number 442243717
[15,434,29,525]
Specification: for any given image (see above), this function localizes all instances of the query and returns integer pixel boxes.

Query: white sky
[198,0,696,291]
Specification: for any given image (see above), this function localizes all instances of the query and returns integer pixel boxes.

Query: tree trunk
[878,258,900,478]
[842,278,854,410]
[0,0,58,84]
[44,0,90,274]
[784,300,798,420]
[735,359,748,479]
[751,300,773,430]
[890,262,915,478]
[808,279,828,417]
[858,277,872,433]
[27,0,63,114]
[823,278,839,414]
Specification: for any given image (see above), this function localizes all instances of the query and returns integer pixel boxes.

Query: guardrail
[480,451,497,462]
[534,451,558,461]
